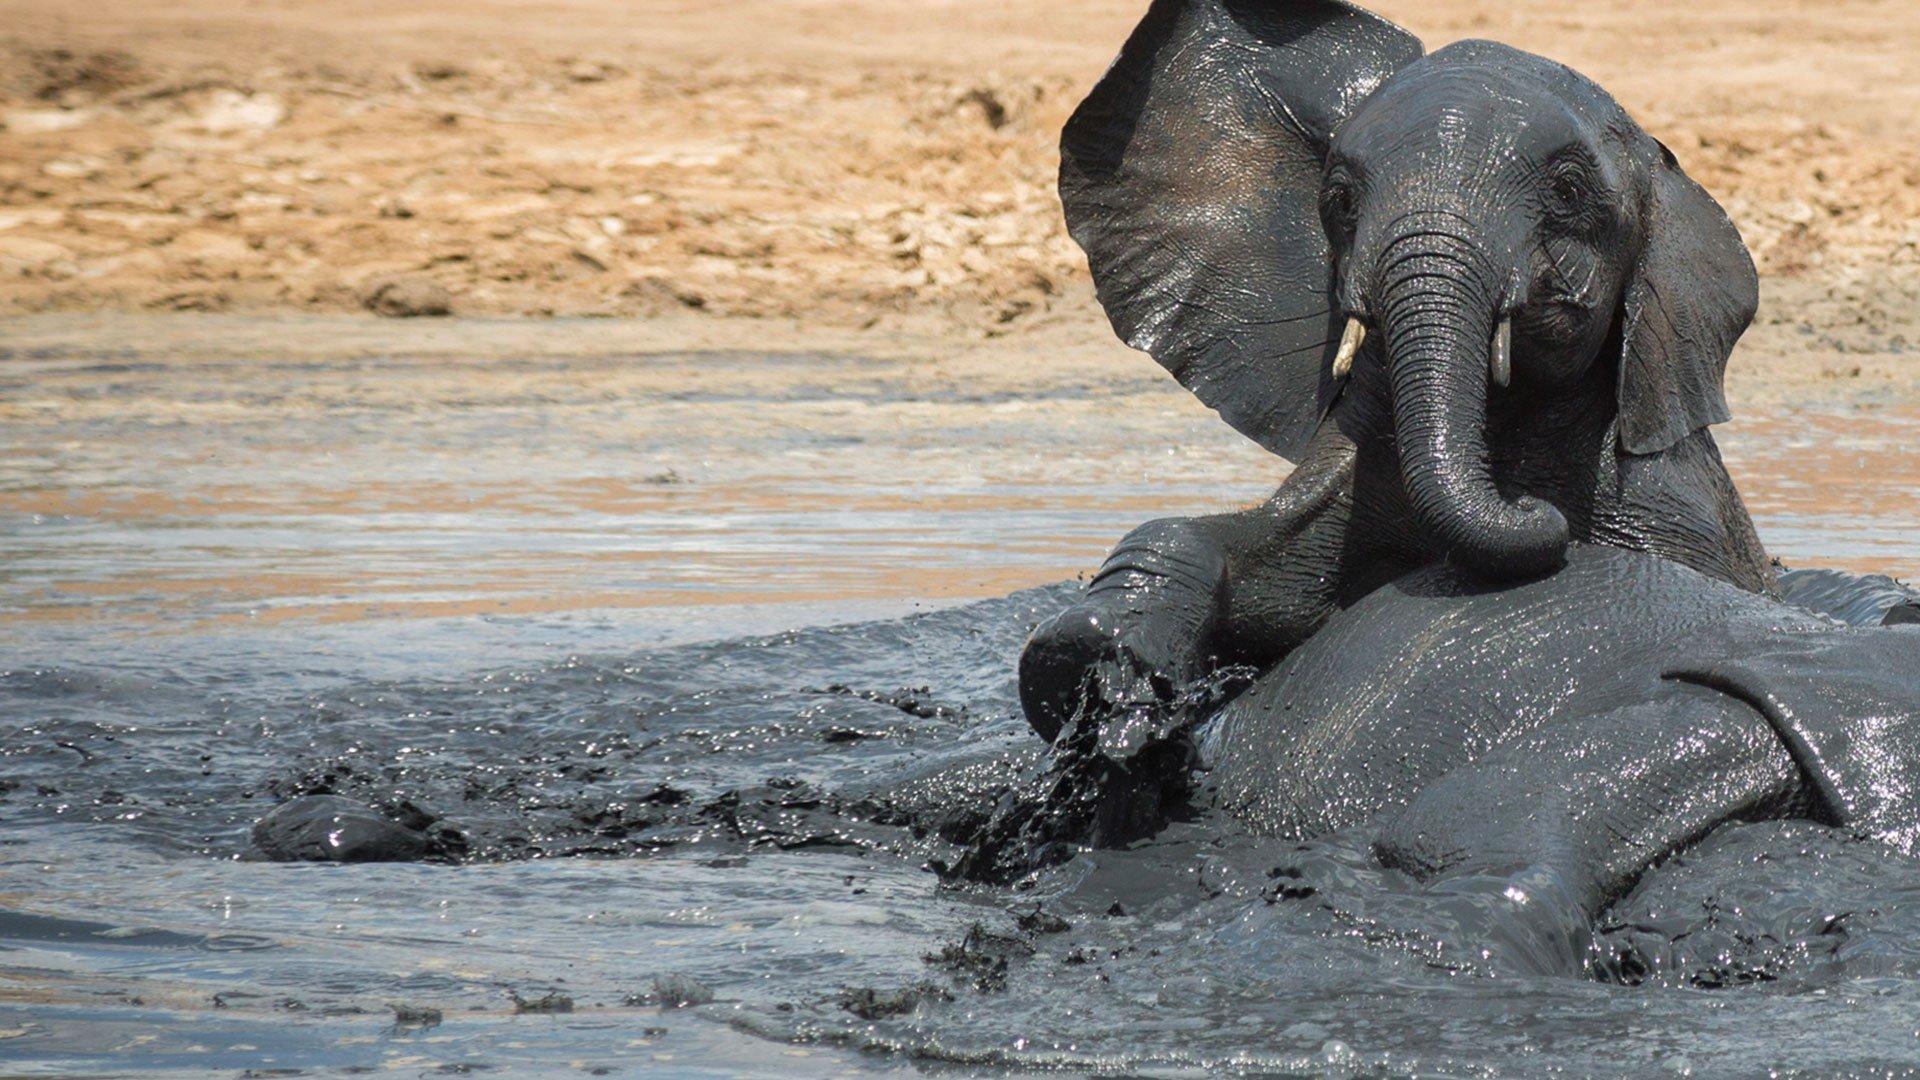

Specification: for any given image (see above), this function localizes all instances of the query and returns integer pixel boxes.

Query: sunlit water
[6,322,1920,1076]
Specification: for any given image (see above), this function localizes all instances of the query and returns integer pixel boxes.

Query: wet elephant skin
[1023,0,1774,743]
[1201,544,1920,971]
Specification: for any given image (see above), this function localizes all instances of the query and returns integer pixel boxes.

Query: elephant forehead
[1340,58,1591,169]
[1421,38,1626,125]
[1207,547,1776,838]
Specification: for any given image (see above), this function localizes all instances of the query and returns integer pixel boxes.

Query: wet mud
[14,585,1920,1075]
[10,338,1920,1074]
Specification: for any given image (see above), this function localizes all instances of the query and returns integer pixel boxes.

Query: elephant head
[1061,0,1758,580]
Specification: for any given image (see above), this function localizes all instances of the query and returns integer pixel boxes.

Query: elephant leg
[1017,514,1229,747]
[1372,682,1802,975]
[1018,426,1365,746]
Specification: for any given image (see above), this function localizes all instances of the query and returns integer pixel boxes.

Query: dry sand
[0,1,1917,398]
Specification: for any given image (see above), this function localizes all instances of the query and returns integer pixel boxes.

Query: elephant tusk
[1490,316,1513,389]
[1332,318,1367,379]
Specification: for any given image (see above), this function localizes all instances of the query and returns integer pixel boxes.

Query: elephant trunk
[1376,221,1569,580]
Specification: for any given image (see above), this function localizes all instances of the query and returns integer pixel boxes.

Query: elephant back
[1206,547,1788,838]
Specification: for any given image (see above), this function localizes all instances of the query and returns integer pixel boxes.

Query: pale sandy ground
[0,0,1917,398]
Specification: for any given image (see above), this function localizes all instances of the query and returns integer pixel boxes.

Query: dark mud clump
[249,794,465,863]
[510,990,574,1014]
[836,982,952,1019]
[388,1003,443,1030]
[922,922,1038,992]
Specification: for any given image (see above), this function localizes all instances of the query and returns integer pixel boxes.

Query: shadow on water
[8,337,1920,1074]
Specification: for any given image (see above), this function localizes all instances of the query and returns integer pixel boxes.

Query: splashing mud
[8,332,1920,1074]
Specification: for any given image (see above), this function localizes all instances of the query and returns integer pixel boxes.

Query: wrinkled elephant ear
[1060,0,1423,460]
[1615,143,1760,456]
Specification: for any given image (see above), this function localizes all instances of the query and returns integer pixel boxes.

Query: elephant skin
[1199,545,1920,972]
[1023,0,1777,744]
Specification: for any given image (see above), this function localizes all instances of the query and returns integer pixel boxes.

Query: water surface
[5,322,1920,1076]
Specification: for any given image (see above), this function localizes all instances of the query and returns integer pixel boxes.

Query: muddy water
[5,321,1920,1076]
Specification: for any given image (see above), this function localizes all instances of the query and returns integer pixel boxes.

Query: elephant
[1020,0,1778,747]
[1192,543,1920,974]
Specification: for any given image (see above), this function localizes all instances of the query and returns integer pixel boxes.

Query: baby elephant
[1204,545,1920,975]
[1024,0,1774,743]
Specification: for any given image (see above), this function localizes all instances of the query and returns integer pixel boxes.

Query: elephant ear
[1059,0,1422,460]
[1615,144,1760,456]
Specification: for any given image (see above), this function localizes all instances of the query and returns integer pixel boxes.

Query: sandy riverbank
[0,1,1916,403]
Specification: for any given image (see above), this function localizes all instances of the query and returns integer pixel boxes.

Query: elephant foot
[1018,519,1227,747]
[1018,608,1190,750]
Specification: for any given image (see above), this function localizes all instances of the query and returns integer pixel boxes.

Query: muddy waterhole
[6,324,1920,1076]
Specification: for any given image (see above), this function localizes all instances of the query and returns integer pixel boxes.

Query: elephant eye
[1321,178,1360,239]
[1543,163,1590,218]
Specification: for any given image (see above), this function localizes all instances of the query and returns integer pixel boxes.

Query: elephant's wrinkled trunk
[1376,221,1569,580]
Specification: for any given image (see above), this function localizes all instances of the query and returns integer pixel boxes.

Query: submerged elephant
[1022,0,1776,743]
[1193,545,1920,973]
